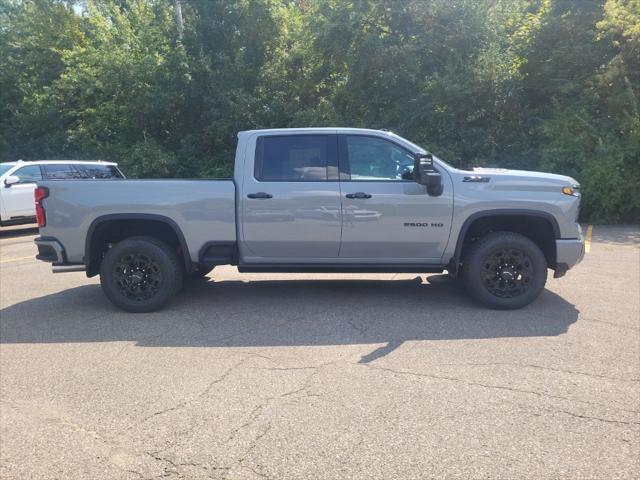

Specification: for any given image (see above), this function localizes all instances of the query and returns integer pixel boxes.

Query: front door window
[345,136,415,181]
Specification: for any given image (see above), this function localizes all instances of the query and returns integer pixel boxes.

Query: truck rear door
[240,133,342,260]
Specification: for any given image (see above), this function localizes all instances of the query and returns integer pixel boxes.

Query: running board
[52,264,86,273]
[238,264,445,274]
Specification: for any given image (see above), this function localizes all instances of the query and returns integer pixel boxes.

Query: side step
[52,264,86,273]
[238,264,445,274]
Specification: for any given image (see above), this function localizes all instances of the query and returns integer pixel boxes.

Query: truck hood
[471,167,578,186]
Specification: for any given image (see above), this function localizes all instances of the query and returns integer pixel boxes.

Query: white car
[0,160,124,227]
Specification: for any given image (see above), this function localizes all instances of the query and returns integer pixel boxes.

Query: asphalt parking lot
[0,225,638,479]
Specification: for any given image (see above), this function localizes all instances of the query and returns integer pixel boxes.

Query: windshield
[0,164,15,177]
[388,134,453,169]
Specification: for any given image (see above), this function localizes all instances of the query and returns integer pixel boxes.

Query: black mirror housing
[423,171,443,196]
[413,153,433,182]
[414,153,443,196]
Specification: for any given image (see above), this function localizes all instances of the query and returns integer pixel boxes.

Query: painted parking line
[585,225,593,253]
[0,255,34,264]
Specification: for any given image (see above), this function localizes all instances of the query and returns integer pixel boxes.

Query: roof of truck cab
[239,127,390,135]
[0,160,118,166]
[238,128,428,154]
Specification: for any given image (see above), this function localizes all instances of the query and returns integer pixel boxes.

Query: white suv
[0,160,124,227]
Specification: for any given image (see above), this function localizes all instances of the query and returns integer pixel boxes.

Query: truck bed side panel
[39,179,236,263]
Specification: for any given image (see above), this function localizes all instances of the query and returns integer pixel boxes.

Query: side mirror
[414,153,443,196]
[423,171,443,196]
[4,175,19,187]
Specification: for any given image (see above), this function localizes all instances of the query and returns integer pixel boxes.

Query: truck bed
[39,179,236,264]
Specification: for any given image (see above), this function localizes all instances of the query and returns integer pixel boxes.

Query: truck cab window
[255,135,329,181]
[43,164,84,179]
[14,165,43,183]
[345,136,414,181]
[0,164,14,176]
[76,164,124,179]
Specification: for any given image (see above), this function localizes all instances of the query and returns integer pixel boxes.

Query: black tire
[462,231,547,310]
[100,236,184,313]
[187,266,214,280]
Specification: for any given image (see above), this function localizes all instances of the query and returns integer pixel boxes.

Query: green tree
[0,0,83,157]
[0,0,637,221]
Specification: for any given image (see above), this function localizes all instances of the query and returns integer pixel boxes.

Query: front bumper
[554,226,585,278]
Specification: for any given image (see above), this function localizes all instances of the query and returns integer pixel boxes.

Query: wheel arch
[451,210,560,272]
[85,213,192,277]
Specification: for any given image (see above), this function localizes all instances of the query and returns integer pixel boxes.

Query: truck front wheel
[462,232,547,309]
[100,236,184,313]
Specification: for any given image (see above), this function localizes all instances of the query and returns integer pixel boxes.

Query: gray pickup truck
[34,128,584,312]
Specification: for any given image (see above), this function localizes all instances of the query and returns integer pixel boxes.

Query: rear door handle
[247,192,273,199]
[346,192,372,199]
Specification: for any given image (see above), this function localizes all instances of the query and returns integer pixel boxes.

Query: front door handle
[247,192,273,199]
[345,192,372,199]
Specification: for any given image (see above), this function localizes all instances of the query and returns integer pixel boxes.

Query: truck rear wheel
[100,236,184,313]
[462,232,547,309]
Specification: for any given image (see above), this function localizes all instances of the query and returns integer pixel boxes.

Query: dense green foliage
[1,0,638,222]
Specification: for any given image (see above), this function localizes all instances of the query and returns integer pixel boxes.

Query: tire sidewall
[100,237,183,313]
[462,232,547,310]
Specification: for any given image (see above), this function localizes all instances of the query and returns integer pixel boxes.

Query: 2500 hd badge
[404,222,445,227]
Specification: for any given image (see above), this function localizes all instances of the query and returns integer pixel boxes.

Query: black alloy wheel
[462,231,547,309]
[113,253,163,302]
[100,236,183,313]
[481,247,533,299]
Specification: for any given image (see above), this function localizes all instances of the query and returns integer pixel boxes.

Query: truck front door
[338,134,453,263]
[240,133,342,261]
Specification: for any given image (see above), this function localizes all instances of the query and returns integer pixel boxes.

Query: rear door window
[42,164,84,179]
[76,164,124,179]
[255,135,329,181]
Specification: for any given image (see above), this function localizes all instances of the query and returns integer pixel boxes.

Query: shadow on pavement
[0,277,579,362]
[0,226,38,239]
[592,225,640,245]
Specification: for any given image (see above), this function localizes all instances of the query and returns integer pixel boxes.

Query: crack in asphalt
[226,361,339,445]
[178,306,337,350]
[231,423,273,479]
[240,464,273,480]
[250,365,319,371]
[136,359,340,479]
[578,315,640,331]
[356,363,640,416]
[141,356,252,423]
[219,361,342,478]
[225,404,267,445]
[144,451,231,479]
[551,409,640,426]
[434,362,639,383]
[347,317,370,336]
